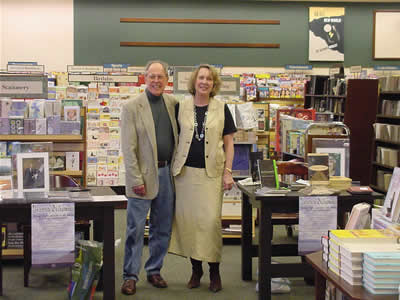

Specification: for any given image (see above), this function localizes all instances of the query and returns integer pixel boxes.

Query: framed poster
[173,66,196,94]
[309,7,345,61]
[315,147,345,177]
[373,10,400,59]
[17,152,49,193]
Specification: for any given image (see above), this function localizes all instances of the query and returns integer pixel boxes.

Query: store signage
[68,74,138,83]
[0,75,48,98]
[8,61,37,65]
[127,66,146,73]
[67,65,104,73]
[285,64,313,70]
[374,65,400,71]
[103,63,130,72]
[350,66,362,73]
[7,64,44,73]
[219,76,240,96]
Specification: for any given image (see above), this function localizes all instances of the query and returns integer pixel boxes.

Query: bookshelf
[370,85,400,193]
[306,77,379,185]
[304,75,346,121]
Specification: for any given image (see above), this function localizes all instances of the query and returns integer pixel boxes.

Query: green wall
[74,0,400,67]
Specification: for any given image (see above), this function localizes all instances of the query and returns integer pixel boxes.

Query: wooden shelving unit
[370,89,400,191]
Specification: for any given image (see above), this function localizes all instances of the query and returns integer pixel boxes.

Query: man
[120,60,178,295]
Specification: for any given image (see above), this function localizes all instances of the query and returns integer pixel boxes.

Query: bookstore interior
[0,62,400,298]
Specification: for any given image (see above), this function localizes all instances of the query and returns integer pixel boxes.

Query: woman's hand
[223,171,235,190]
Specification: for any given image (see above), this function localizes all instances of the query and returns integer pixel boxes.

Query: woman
[169,64,237,292]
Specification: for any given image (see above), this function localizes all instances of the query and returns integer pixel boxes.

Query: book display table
[237,183,383,300]
[306,251,397,300]
[0,187,126,300]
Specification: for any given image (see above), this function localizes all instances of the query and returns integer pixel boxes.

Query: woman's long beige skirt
[169,166,223,262]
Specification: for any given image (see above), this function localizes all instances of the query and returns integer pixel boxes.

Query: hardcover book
[307,153,329,185]
[0,118,10,134]
[257,159,278,188]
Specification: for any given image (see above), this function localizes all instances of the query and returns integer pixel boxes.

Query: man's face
[145,63,168,96]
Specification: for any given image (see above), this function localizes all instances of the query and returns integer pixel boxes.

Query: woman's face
[195,67,214,97]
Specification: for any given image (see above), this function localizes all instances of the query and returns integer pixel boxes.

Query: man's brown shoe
[147,274,168,288]
[121,279,136,295]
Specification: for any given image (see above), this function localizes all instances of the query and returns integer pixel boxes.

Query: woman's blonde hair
[187,64,221,97]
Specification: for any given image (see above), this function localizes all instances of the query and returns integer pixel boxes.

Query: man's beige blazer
[121,92,178,199]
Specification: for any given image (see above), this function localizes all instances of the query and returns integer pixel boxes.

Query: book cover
[329,229,398,246]
[66,152,80,171]
[346,186,373,194]
[63,106,80,122]
[250,152,263,182]
[59,121,81,135]
[47,116,61,134]
[345,202,371,230]
[0,118,10,134]
[307,153,329,184]
[23,118,36,135]
[363,280,399,294]
[364,252,400,265]
[258,159,278,188]
[28,100,45,118]
[0,98,12,118]
[35,118,47,134]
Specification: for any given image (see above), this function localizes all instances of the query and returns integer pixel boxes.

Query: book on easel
[257,159,279,189]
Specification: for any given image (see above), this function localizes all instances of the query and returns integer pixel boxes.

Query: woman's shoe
[187,270,203,289]
[209,273,222,293]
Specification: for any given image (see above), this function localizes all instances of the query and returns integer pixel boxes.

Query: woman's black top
[175,103,237,168]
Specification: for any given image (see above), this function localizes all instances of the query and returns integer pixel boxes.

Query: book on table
[345,202,371,230]
[328,229,399,246]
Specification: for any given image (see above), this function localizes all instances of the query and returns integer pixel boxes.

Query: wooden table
[0,188,126,300]
[306,251,397,300]
[237,184,382,300]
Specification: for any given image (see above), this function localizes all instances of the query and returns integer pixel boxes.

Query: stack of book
[324,229,400,286]
[363,252,400,295]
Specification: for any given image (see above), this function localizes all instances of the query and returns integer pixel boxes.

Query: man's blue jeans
[123,166,174,282]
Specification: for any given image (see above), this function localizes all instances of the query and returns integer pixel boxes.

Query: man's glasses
[147,74,166,80]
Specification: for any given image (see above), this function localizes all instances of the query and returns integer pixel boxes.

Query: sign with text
[67,65,104,73]
[7,64,44,73]
[219,76,240,96]
[0,75,48,98]
[31,202,75,267]
[173,66,196,94]
[68,74,138,83]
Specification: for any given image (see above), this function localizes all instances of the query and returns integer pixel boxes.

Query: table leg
[241,192,253,281]
[258,201,272,300]
[0,221,3,296]
[314,270,326,300]
[102,207,115,300]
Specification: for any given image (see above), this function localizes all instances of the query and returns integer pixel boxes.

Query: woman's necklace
[194,105,208,141]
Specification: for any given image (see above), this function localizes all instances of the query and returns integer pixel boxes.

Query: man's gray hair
[145,60,169,77]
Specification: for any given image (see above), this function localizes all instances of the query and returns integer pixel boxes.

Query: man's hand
[133,184,146,196]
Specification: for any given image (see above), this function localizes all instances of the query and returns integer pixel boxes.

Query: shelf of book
[371,81,400,190]
[376,114,400,120]
[375,139,400,146]
[372,161,395,170]
[370,184,387,194]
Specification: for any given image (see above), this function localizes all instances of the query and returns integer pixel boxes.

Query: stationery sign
[298,196,337,255]
[31,203,75,267]
[0,75,48,98]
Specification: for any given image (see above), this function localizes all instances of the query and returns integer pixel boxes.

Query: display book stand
[0,108,87,260]
[370,76,400,194]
